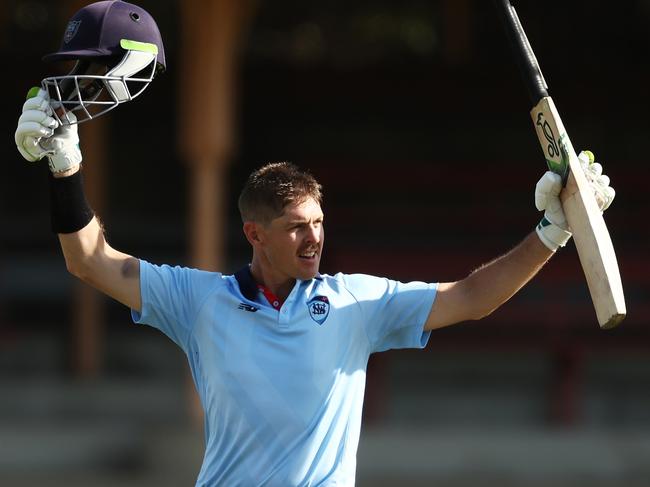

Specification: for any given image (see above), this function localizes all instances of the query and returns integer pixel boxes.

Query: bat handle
[494,0,549,103]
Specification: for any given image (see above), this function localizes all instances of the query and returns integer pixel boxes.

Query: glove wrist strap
[536,216,572,252]
[48,168,95,234]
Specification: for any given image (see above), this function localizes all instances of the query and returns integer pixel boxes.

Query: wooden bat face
[531,97,626,328]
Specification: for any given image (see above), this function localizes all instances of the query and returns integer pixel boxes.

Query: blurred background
[1,0,649,485]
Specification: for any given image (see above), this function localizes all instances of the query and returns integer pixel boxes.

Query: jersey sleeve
[131,260,221,352]
[342,273,437,353]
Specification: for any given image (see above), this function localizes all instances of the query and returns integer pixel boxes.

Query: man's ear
[243,221,263,246]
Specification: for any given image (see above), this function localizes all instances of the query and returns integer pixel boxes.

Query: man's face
[257,197,324,281]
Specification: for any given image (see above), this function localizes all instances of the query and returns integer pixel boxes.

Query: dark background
[1,1,649,485]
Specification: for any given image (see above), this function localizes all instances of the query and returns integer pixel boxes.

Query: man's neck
[249,260,295,302]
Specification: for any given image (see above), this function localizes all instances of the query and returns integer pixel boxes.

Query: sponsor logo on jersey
[238,302,259,312]
[307,295,330,325]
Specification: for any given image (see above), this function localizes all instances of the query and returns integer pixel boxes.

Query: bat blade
[531,97,626,329]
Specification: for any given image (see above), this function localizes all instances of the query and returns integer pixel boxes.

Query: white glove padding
[534,150,616,251]
[578,150,616,212]
[15,88,82,173]
[535,171,572,251]
[15,89,58,162]
[40,112,83,173]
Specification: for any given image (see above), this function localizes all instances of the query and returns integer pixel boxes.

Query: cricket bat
[494,0,626,329]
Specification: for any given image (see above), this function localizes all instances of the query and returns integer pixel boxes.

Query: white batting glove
[15,87,82,173]
[535,150,615,251]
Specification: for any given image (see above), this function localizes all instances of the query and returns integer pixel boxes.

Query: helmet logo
[63,20,82,44]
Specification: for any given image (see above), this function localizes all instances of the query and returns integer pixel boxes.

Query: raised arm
[55,170,142,312]
[16,89,142,312]
[425,152,616,331]
[425,232,551,330]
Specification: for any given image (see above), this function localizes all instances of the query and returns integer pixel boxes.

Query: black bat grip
[494,0,548,103]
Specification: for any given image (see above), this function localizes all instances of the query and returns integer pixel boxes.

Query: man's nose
[305,224,320,243]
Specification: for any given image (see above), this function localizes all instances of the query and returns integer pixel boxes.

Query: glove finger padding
[40,111,82,173]
[534,171,571,251]
[535,171,567,228]
[22,93,54,116]
[588,162,603,177]
[19,109,58,129]
[16,88,60,162]
[15,120,56,162]
[578,150,616,212]
[535,171,562,211]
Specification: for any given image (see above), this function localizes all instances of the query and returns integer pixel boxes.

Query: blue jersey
[132,261,437,486]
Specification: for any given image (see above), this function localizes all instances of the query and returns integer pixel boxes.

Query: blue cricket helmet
[43,0,165,72]
[41,0,166,125]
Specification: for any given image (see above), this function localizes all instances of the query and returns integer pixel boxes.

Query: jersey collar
[234,266,258,302]
[257,284,283,310]
[234,265,322,303]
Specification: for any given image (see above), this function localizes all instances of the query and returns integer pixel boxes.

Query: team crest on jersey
[64,20,82,44]
[307,295,330,325]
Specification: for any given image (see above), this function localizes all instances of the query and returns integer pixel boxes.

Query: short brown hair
[238,162,323,224]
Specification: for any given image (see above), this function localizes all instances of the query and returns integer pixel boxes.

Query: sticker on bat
[535,112,559,159]
[534,111,569,181]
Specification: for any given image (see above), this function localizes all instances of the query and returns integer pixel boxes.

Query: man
[15,2,616,486]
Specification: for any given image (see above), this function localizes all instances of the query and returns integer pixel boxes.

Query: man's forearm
[464,232,554,319]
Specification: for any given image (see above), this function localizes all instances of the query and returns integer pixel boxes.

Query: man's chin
[295,262,320,280]
[296,270,319,281]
